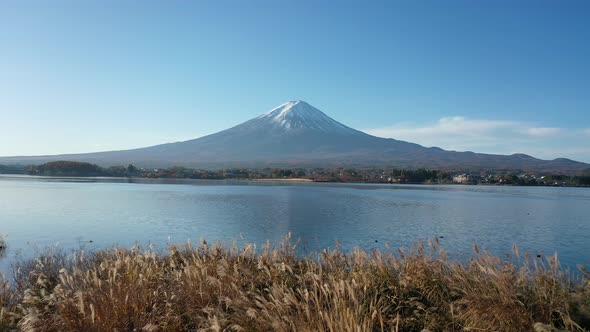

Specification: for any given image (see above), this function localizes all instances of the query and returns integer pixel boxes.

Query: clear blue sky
[1,1,589,162]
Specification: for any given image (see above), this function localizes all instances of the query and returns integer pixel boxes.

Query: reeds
[1,234,589,331]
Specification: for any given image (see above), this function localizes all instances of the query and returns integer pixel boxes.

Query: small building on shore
[453,174,472,184]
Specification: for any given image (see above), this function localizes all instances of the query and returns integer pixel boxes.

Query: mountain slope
[1,101,588,173]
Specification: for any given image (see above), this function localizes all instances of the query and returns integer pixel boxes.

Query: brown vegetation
[1,235,589,331]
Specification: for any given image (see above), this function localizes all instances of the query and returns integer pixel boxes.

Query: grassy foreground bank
[1,236,589,331]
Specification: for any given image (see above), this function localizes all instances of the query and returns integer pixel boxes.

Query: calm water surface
[0,175,589,272]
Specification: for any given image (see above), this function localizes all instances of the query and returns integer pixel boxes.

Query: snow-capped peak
[264,100,305,118]
[256,100,357,133]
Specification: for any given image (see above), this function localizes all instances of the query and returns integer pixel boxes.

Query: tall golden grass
[0,234,589,331]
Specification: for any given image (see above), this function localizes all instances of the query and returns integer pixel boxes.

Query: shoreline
[252,178,313,182]
[1,173,589,188]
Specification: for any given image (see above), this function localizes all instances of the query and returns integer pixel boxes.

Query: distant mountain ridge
[1,101,588,173]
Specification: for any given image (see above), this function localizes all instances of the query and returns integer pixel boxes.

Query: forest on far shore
[1,160,589,187]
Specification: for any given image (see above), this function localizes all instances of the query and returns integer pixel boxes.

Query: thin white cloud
[367,116,517,138]
[365,117,590,162]
[526,127,561,137]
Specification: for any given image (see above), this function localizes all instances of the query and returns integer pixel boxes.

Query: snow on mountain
[253,100,359,133]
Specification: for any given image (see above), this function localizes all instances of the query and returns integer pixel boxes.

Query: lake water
[1,175,589,273]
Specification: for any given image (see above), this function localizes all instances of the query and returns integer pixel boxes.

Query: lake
[1,175,589,273]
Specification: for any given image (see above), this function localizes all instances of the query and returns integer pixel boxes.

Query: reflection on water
[0,175,589,273]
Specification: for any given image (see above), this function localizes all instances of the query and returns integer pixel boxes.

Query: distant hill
[1,101,588,174]
[26,161,106,177]
[0,164,25,174]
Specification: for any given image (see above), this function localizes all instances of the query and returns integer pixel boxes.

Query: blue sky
[1,1,589,162]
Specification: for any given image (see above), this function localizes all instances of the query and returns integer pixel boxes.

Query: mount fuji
[1,100,588,173]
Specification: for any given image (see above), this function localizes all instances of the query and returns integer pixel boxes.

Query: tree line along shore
[1,160,589,187]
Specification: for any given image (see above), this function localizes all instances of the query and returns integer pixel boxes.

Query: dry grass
[0,234,589,331]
